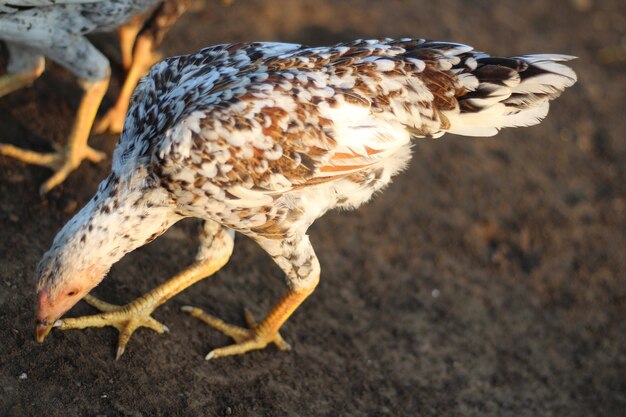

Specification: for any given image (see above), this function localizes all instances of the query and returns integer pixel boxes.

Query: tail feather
[446,54,577,137]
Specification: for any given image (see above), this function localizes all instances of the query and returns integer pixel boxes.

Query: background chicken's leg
[0,31,111,194]
[118,14,145,72]
[0,43,45,96]
[95,0,192,134]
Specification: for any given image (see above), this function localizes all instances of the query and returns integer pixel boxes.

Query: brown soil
[1,0,625,416]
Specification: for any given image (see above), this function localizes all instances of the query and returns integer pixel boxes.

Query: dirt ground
[1,0,625,415]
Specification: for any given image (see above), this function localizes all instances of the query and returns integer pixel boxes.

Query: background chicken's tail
[444,53,577,137]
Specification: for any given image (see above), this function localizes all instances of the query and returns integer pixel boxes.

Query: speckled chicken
[0,0,191,194]
[34,39,577,359]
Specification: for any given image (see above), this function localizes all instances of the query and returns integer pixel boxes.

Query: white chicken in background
[0,0,191,194]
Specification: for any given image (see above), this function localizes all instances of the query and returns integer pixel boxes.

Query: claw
[57,294,169,359]
[182,305,291,360]
[116,346,125,361]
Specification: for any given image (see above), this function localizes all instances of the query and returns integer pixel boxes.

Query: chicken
[34,39,577,360]
[0,0,190,194]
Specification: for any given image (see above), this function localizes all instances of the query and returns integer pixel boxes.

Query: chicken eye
[67,290,77,297]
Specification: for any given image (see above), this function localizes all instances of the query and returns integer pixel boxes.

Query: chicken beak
[36,322,53,343]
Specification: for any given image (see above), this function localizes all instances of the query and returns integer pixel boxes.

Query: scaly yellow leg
[0,65,44,97]
[118,14,145,71]
[94,34,160,134]
[0,75,109,194]
[55,251,232,359]
[183,284,317,360]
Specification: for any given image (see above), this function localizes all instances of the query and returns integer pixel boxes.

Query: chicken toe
[56,294,168,360]
[182,306,291,360]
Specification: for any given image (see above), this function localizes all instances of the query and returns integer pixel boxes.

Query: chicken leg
[0,65,44,97]
[183,233,320,359]
[95,0,192,134]
[0,43,45,96]
[118,14,145,72]
[94,23,161,133]
[55,222,235,359]
[183,286,315,359]
[0,76,108,194]
[0,27,112,194]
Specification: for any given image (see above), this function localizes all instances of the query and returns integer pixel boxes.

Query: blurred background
[0,0,624,415]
